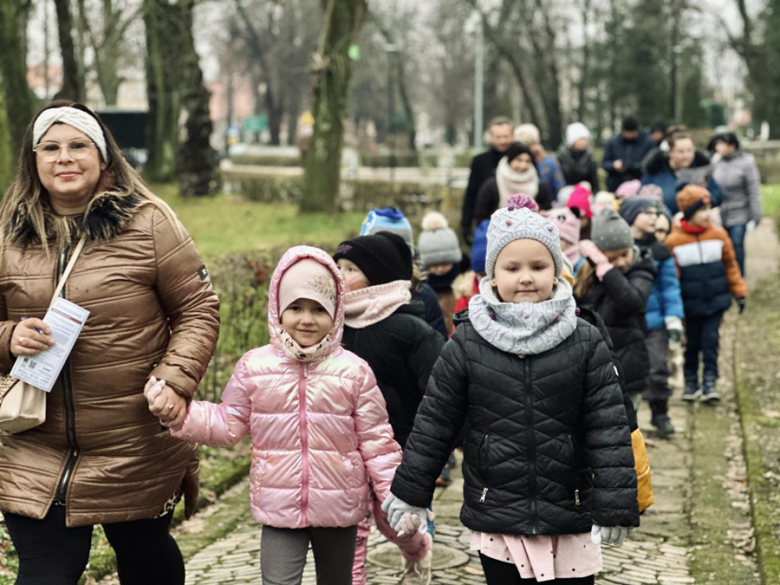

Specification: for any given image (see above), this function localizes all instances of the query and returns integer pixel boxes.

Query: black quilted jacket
[391,315,639,535]
[576,249,657,395]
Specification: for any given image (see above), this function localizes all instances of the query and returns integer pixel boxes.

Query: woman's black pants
[4,505,184,585]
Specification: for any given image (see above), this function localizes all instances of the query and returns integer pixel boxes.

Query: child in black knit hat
[334,232,444,583]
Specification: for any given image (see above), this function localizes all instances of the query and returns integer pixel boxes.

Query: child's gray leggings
[261,524,358,585]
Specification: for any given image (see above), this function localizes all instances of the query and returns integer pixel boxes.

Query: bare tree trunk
[0,0,34,159]
[53,0,85,101]
[577,0,592,122]
[144,0,182,182]
[176,0,217,196]
[301,0,368,212]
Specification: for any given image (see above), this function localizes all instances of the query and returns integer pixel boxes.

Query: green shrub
[221,172,303,204]
[220,172,463,215]
[756,157,780,185]
[229,154,301,167]
[360,151,420,168]
[454,151,474,168]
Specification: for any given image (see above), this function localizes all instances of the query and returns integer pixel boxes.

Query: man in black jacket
[602,117,656,192]
[460,117,513,244]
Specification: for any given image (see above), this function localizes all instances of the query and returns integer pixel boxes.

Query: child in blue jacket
[620,198,684,437]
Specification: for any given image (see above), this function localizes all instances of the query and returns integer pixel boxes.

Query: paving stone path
[180,396,695,585]
[172,221,780,584]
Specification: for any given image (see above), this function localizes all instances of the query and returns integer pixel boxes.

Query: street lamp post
[474,11,484,151]
[385,44,399,184]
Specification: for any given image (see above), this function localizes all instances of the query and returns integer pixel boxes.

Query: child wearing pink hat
[548,206,585,277]
[566,183,593,239]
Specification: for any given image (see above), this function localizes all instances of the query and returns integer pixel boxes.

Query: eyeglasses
[34,139,96,162]
[640,209,660,217]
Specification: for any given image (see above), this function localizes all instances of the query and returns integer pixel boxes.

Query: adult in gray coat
[710,132,762,276]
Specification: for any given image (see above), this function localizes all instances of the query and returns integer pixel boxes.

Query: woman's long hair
[0,100,179,252]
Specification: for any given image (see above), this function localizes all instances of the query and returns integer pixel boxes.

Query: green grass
[763,184,780,226]
[154,184,364,263]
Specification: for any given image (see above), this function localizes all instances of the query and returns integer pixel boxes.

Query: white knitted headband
[33,107,109,163]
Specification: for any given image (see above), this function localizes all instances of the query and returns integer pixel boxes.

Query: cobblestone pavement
[181,396,696,585]
[179,221,780,584]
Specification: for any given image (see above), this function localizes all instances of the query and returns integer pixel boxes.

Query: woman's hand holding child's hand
[145,376,187,429]
[381,493,428,535]
[591,524,631,547]
[579,240,613,280]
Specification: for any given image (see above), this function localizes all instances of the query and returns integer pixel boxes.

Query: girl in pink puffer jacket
[161,246,428,585]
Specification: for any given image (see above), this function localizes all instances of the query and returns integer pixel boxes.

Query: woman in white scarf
[472,143,553,230]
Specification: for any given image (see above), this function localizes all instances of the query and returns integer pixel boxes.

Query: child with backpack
[382,195,639,584]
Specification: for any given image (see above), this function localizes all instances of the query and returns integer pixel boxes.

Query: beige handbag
[0,236,87,434]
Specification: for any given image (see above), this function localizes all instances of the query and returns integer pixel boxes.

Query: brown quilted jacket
[0,192,220,527]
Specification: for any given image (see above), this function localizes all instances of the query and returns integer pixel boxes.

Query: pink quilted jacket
[172,246,402,528]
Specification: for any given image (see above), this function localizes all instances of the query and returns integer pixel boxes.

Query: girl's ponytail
[574,261,596,299]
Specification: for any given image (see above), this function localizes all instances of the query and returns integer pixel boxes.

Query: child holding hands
[383,195,639,584]
[149,246,427,585]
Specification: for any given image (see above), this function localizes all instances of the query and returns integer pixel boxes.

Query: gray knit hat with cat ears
[485,195,564,279]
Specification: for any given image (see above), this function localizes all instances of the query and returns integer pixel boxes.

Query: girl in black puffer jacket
[383,196,639,585]
[575,210,657,408]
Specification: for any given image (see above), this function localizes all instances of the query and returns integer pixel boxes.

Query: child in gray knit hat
[575,208,658,408]
[418,212,464,335]
[381,194,640,570]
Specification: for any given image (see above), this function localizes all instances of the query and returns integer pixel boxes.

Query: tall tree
[466,0,564,147]
[230,0,318,145]
[722,0,780,136]
[0,0,34,159]
[301,0,368,212]
[53,0,86,101]
[177,4,218,196]
[77,0,142,105]
[144,0,216,194]
[0,85,14,190]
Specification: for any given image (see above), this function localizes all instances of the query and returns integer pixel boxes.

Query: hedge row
[221,172,462,215]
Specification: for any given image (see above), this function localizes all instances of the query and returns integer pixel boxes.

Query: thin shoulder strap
[49,235,87,307]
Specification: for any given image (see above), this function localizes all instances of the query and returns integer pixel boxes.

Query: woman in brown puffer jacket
[0,101,220,584]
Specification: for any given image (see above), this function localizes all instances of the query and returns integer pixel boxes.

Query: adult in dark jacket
[557,122,600,191]
[602,117,656,192]
[575,211,657,402]
[460,117,513,242]
[641,130,723,215]
[473,143,554,226]
[383,201,638,577]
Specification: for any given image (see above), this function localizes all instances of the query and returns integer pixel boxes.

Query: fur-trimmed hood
[7,191,144,246]
[643,149,711,176]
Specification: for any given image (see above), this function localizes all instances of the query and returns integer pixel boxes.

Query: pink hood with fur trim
[172,246,402,528]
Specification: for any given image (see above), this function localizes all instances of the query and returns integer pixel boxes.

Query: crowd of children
[141,131,751,584]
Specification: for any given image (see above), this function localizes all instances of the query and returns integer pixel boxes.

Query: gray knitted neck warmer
[468,277,578,356]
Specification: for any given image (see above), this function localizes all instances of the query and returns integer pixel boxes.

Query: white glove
[746,220,757,233]
[664,316,683,350]
[591,524,631,546]
[381,493,428,534]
